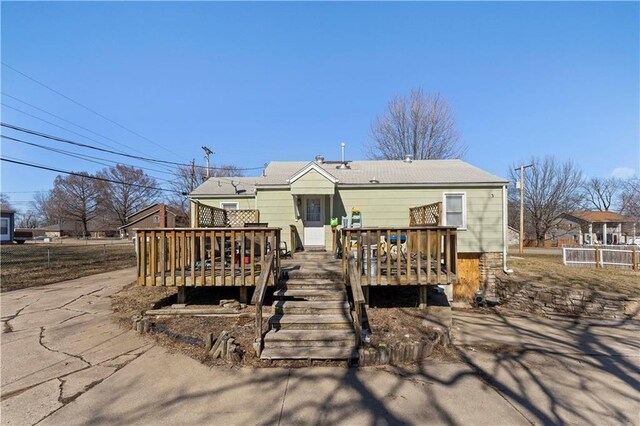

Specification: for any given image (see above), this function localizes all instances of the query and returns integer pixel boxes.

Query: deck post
[419,285,427,309]
[177,286,188,305]
[363,286,370,308]
[239,287,248,304]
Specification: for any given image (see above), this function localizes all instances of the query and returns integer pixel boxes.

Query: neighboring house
[41,222,118,238]
[507,226,519,246]
[562,211,638,245]
[0,206,16,244]
[119,203,188,238]
[189,158,509,289]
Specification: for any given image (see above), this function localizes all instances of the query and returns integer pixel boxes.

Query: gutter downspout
[502,184,513,274]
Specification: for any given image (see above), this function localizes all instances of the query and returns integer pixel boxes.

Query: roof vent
[369,177,379,184]
[404,154,413,163]
[315,155,324,164]
[338,142,349,169]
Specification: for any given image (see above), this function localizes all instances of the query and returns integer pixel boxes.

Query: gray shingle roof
[190,177,258,197]
[260,159,508,186]
[190,160,507,196]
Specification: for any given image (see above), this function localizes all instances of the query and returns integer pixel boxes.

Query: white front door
[303,197,325,247]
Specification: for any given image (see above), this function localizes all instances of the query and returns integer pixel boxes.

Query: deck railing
[251,251,275,356]
[341,226,458,286]
[135,227,280,286]
[346,254,365,348]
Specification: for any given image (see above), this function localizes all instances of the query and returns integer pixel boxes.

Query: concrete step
[272,300,350,315]
[260,346,358,360]
[264,329,356,347]
[273,288,346,301]
[278,279,344,290]
[269,314,352,330]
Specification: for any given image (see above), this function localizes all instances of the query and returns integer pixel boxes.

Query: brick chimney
[158,204,167,227]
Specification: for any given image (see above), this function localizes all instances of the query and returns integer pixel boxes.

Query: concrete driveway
[2,269,639,425]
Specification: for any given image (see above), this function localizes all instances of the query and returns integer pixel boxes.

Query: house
[189,158,510,293]
[119,203,189,238]
[562,211,638,245]
[0,205,16,244]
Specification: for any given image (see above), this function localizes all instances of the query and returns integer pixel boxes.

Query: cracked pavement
[2,268,639,425]
[1,268,153,425]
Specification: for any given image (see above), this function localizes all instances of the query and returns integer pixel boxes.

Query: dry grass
[0,243,136,292]
[505,251,640,296]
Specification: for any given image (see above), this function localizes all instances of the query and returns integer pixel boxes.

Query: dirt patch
[364,307,445,347]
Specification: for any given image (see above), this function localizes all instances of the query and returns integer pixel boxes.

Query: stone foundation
[495,275,640,320]
[480,252,503,298]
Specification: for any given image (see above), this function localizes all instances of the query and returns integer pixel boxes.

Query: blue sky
[1,1,638,209]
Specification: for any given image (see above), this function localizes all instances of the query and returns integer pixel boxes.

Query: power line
[1,122,264,172]
[1,157,181,194]
[2,62,187,160]
[1,94,177,173]
[2,134,177,180]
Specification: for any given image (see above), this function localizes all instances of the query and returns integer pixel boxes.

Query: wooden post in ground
[177,286,188,305]
[239,287,248,304]
[595,247,601,268]
[632,247,638,271]
[363,286,370,308]
[419,285,427,309]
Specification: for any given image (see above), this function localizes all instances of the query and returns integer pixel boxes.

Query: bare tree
[368,87,466,160]
[0,193,12,210]
[97,164,162,226]
[52,173,101,237]
[16,210,39,228]
[508,156,583,246]
[31,190,64,226]
[581,177,620,211]
[619,176,640,220]
[168,163,244,215]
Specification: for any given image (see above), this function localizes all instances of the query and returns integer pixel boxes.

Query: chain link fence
[1,242,136,291]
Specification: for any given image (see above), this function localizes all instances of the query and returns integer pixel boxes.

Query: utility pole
[190,159,196,192]
[202,146,214,178]
[516,163,534,255]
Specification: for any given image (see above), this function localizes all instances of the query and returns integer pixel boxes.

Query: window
[220,202,239,210]
[153,215,159,223]
[0,218,8,235]
[443,193,466,229]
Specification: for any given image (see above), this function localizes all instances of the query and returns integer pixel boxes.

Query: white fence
[562,245,639,270]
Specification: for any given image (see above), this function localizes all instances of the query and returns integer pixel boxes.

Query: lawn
[0,242,136,292]
[505,250,640,297]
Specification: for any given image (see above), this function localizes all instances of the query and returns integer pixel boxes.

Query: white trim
[219,202,239,210]
[442,192,467,230]
[287,162,339,184]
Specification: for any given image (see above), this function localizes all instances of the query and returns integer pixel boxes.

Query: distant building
[119,204,188,238]
[562,211,638,245]
[0,205,16,244]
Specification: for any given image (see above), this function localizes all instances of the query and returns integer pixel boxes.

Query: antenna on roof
[262,163,267,177]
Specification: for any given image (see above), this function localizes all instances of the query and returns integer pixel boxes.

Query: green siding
[334,186,504,253]
[193,185,506,253]
[290,169,336,195]
[256,189,299,250]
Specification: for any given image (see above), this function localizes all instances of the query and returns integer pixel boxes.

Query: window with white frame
[220,202,239,210]
[443,193,466,229]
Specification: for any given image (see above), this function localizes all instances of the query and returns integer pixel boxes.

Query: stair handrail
[251,251,275,356]
[346,253,365,348]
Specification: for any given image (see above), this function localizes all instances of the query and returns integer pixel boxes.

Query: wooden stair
[261,252,357,361]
